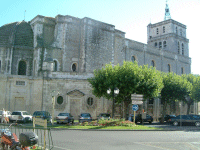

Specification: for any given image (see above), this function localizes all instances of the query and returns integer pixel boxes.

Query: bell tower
[147,1,189,57]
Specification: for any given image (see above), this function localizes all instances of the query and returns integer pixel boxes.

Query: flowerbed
[77,119,136,127]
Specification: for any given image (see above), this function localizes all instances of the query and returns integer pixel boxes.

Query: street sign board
[132,105,139,111]
[131,94,143,101]
[132,100,143,105]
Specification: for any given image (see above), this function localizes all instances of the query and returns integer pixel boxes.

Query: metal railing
[0,123,54,150]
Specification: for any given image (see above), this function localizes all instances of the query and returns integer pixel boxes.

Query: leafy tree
[192,75,200,100]
[160,73,192,121]
[181,74,198,114]
[88,61,163,116]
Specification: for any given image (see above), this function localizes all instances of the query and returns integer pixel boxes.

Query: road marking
[46,144,70,150]
[134,142,200,150]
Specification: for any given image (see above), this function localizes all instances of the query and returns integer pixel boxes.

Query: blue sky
[1,0,200,75]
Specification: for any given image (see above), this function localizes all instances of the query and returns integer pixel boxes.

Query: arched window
[163,26,165,33]
[72,63,77,72]
[168,64,171,72]
[178,42,180,54]
[18,60,26,75]
[151,60,155,67]
[87,97,93,106]
[57,96,63,105]
[182,43,184,55]
[163,41,167,48]
[131,56,136,62]
[53,60,58,71]
[181,67,184,74]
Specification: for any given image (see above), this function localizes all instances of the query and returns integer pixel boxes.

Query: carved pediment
[67,89,85,97]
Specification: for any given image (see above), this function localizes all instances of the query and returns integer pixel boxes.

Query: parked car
[33,111,52,123]
[129,114,153,124]
[79,113,92,123]
[0,110,12,122]
[159,115,176,122]
[56,113,74,124]
[169,115,200,127]
[97,113,111,121]
[10,111,32,123]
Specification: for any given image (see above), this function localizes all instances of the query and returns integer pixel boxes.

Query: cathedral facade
[0,4,195,120]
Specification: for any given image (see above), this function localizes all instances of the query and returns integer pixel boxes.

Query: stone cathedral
[0,3,196,120]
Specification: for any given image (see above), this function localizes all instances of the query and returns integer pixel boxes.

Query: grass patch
[52,124,161,130]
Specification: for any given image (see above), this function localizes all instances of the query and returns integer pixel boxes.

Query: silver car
[56,113,74,124]
[97,113,111,121]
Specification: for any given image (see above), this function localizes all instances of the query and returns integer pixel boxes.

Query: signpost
[131,94,143,123]
[131,94,143,105]
[132,100,143,105]
[132,105,139,123]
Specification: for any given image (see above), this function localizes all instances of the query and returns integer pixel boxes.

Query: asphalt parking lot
[139,121,200,131]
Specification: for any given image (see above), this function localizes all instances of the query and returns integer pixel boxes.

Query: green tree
[160,73,192,121]
[88,61,163,117]
[192,75,200,101]
[181,74,198,114]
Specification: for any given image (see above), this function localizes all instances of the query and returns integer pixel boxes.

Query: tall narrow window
[53,60,57,71]
[163,41,167,48]
[163,26,165,33]
[176,27,178,34]
[181,67,184,74]
[151,60,155,67]
[72,63,77,72]
[131,56,136,62]
[168,64,171,72]
[156,28,159,35]
[159,42,162,48]
[155,42,157,47]
[178,42,180,54]
[18,60,26,75]
[182,43,184,55]
[180,29,182,36]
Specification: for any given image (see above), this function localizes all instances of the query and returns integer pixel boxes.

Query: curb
[50,127,199,131]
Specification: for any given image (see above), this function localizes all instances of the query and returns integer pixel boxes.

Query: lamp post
[107,87,119,118]
[179,102,182,127]
[51,90,58,125]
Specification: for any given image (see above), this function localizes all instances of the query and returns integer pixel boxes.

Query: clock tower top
[164,0,171,20]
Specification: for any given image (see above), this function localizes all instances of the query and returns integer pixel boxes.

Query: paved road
[49,129,200,150]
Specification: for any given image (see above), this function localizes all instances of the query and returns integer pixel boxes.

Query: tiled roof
[0,21,33,47]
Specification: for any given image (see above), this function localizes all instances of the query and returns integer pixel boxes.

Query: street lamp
[179,102,182,127]
[51,90,59,125]
[107,87,119,118]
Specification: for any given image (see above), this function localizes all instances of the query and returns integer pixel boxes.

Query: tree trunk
[187,103,191,115]
[160,101,167,123]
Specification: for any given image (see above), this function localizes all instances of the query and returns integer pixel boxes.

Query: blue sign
[132,105,139,111]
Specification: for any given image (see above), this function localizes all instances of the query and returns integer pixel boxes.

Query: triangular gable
[67,89,85,97]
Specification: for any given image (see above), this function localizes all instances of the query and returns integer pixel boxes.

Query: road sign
[132,105,139,111]
[131,94,143,101]
[132,100,143,105]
